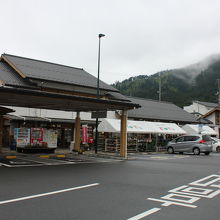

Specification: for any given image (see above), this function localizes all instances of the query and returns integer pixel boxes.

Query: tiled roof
[0,54,139,111]
[2,53,118,92]
[0,62,35,88]
[127,97,197,123]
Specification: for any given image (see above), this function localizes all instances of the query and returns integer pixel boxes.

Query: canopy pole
[120,110,128,158]
[74,112,81,152]
[0,116,3,153]
[155,134,158,152]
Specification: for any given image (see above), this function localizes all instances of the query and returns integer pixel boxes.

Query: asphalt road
[0,153,220,220]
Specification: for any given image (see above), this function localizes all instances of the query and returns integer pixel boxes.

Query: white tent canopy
[182,124,217,135]
[98,119,186,135]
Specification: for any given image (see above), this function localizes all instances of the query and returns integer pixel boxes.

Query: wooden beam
[1,55,26,78]
[120,110,128,158]
[0,116,3,153]
[74,112,81,151]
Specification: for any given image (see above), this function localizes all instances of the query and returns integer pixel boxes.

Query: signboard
[82,125,88,144]
[91,111,107,118]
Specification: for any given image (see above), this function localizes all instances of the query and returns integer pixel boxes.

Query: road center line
[127,208,161,220]
[0,183,99,205]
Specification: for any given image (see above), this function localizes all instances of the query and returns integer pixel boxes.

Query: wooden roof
[0,54,140,112]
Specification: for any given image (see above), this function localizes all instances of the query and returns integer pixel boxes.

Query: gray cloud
[1,0,220,84]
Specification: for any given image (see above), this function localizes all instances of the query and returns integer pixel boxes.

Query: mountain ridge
[112,55,220,107]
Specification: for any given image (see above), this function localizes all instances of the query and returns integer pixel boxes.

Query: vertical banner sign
[82,125,88,144]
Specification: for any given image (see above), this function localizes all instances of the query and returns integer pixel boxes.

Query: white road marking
[0,163,6,167]
[0,163,12,167]
[0,183,99,205]
[147,198,197,208]
[161,193,200,204]
[0,160,74,167]
[0,158,116,168]
[149,155,189,160]
[17,157,72,165]
[189,175,220,186]
[127,208,161,220]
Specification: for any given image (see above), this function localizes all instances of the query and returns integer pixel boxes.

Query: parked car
[211,137,220,153]
[167,134,212,155]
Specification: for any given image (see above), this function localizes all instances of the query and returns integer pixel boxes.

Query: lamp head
[98,33,105,38]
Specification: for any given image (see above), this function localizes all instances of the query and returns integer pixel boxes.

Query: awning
[98,119,186,135]
[182,124,217,135]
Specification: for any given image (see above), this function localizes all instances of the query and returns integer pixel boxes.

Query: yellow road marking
[56,155,65,158]
[39,155,49,158]
[5,156,17,159]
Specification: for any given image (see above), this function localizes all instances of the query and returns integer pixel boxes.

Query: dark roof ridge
[2,53,84,71]
[125,95,174,105]
[29,77,118,92]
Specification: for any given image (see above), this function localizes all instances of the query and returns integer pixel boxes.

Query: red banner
[82,125,88,144]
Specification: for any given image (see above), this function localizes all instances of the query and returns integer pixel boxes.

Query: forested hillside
[112,56,220,107]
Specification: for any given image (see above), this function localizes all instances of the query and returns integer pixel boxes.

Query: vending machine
[30,128,43,146]
[14,128,30,147]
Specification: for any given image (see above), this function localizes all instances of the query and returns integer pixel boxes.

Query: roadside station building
[0,53,140,157]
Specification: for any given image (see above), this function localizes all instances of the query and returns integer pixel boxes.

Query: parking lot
[0,152,220,220]
[0,151,204,168]
[0,153,122,168]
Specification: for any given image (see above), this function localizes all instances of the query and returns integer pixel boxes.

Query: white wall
[206,114,215,124]
[203,112,219,138]
[107,111,117,119]
[4,106,94,121]
[184,102,213,115]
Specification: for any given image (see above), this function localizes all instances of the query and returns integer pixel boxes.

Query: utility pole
[217,79,220,104]
[158,72,161,101]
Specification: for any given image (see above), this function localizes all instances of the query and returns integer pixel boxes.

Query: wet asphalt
[0,153,220,220]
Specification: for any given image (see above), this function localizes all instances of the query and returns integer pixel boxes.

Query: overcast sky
[1,0,220,84]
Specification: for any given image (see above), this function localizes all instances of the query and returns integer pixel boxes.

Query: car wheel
[193,147,200,155]
[204,152,210,155]
[216,146,220,153]
[167,147,174,154]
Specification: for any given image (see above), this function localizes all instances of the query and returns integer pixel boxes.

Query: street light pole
[95,33,105,154]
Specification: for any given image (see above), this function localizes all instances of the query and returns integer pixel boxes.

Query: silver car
[167,134,212,155]
[211,137,220,153]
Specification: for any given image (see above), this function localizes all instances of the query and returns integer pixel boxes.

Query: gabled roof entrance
[0,54,140,111]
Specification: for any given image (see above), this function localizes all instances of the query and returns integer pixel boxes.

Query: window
[184,136,199,142]
[202,135,212,141]
[176,137,184,142]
